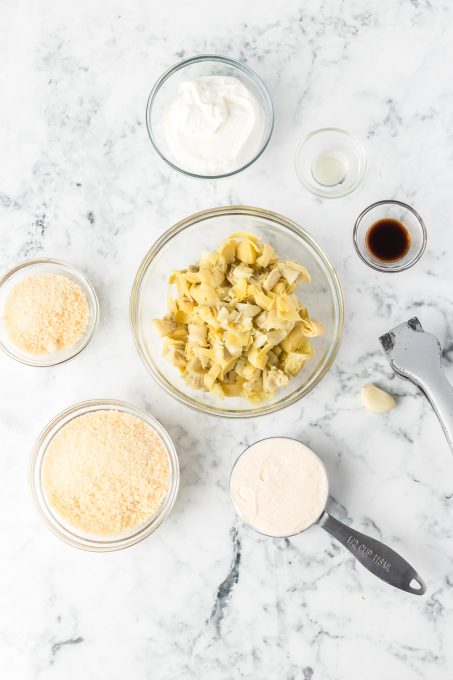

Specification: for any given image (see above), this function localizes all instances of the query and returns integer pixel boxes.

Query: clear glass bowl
[130,206,344,418]
[295,128,366,198]
[146,55,274,179]
[0,258,99,366]
[29,399,180,551]
[353,200,427,272]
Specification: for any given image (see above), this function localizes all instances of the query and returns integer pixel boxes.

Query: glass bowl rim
[130,205,345,418]
[145,54,275,179]
[29,398,180,552]
[0,257,99,367]
[295,127,367,199]
[353,199,427,273]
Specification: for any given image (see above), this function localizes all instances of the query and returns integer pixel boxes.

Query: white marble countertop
[1,1,453,678]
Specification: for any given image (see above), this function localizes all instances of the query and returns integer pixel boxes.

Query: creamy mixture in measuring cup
[230,437,329,537]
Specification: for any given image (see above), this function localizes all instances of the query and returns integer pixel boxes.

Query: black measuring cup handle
[319,513,426,595]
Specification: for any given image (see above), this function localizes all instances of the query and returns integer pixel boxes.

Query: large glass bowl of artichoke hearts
[130,206,344,418]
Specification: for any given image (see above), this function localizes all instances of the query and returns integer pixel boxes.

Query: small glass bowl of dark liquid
[353,200,427,272]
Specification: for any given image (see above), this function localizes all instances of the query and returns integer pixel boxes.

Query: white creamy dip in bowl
[146,55,274,178]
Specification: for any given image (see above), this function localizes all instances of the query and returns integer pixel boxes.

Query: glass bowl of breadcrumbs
[30,400,180,551]
[0,258,99,366]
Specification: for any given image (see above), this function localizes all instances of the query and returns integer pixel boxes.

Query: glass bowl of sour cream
[146,55,274,178]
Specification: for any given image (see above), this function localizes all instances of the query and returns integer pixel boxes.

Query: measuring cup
[230,437,425,595]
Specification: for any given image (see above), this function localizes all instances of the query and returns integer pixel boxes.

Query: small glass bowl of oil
[353,200,427,272]
[295,128,366,198]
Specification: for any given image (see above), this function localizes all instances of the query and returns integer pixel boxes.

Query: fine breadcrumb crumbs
[3,273,89,355]
[43,410,171,536]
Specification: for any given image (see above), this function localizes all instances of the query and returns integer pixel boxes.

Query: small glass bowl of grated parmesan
[0,258,99,366]
[29,400,180,551]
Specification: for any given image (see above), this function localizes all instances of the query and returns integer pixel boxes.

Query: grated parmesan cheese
[42,410,171,536]
[3,273,89,355]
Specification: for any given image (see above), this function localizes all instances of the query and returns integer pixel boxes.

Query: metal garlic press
[379,317,453,453]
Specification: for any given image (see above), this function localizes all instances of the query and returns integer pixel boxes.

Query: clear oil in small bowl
[295,128,366,198]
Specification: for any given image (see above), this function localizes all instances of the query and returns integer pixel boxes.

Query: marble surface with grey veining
[1,1,453,678]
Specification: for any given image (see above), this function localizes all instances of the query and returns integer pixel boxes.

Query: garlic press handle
[415,367,453,454]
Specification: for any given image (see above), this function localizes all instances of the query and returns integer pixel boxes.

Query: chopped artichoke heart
[217,306,229,324]
[236,302,261,318]
[184,270,201,284]
[218,239,238,264]
[278,263,300,285]
[263,268,281,291]
[168,296,178,315]
[256,243,276,268]
[224,331,247,356]
[231,278,249,301]
[199,250,215,266]
[236,238,261,265]
[285,260,311,283]
[233,358,247,377]
[242,363,261,381]
[204,364,221,389]
[249,285,274,310]
[210,382,225,399]
[178,299,194,314]
[152,318,177,337]
[243,377,263,398]
[162,342,186,369]
[168,326,188,341]
[284,351,311,376]
[185,371,207,391]
[170,271,192,297]
[221,381,244,397]
[272,281,288,295]
[192,346,213,369]
[254,330,268,348]
[299,318,325,337]
[256,310,293,331]
[276,294,301,321]
[199,265,225,287]
[231,263,254,281]
[281,323,315,353]
[188,323,208,346]
[263,367,290,393]
[196,306,218,327]
[266,350,279,367]
[191,283,219,306]
[186,356,203,374]
[174,310,192,324]
[229,231,260,242]
[153,232,320,401]
[267,328,288,346]
[213,342,229,367]
[220,356,239,380]
[249,344,272,370]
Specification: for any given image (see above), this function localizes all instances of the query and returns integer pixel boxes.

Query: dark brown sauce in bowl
[366,218,411,262]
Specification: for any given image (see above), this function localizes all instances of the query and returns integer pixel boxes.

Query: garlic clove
[361,383,396,413]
